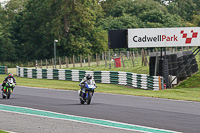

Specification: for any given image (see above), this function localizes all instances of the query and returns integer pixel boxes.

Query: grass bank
[1,74,199,102]
[174,71,200,89]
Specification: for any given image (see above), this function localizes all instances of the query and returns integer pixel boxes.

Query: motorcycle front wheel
[7,89,11,99]
[86,91,92,105]
[80,98,85,104]
[2,92,6,99]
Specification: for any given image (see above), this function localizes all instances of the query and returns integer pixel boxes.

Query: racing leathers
[79,77,97,96]
[1,76,16,91]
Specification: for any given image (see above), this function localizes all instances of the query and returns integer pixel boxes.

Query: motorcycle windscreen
[87,79,93,85]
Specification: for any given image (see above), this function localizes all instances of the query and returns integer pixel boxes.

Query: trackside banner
[128,27,200,48]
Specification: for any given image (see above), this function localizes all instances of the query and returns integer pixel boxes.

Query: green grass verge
[1,74,199,102]
[0,130,9,133]
[65,64,149,74]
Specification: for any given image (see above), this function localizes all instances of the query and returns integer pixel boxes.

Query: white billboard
[128,27,200,48]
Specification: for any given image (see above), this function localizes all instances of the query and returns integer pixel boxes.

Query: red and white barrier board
[128,27,200,48]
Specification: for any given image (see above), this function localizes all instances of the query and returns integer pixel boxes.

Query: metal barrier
[17,66,164,90]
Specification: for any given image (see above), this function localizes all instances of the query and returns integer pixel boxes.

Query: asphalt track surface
[0,111,139,133]
[0,86,199,133]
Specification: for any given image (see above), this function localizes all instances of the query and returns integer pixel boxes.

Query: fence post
[73,55,75,67]
[112,52,116,68]
[88,54,90,67]
[144,50,147,66]
[145,50,149,66]
[80,55,82,67]
[142,49,144,66]
[96,53,98,67]
[131,51,135,67]
[105,52,107,67]
[51,58,53,68]
[68,57,71,65]
[36,60,38,69]
[59,57,61,69]
[41,60,42,69]
[65,56,68,68]
[98,54,100,66]
[46,59,48,69]
[129,51,131,60]
[121,52,125,68]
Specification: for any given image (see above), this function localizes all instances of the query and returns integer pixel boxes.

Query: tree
[11,0,108,60]
[98,14,144,30]
[167,0,197,21]
[0,1,20,62]
[0,14,16,61]
[99,0,183,30]
[60,0,107,56]
[100,0,118,15]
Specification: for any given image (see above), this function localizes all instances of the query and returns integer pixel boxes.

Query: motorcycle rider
[79,74,97,96]
[1,73,16,92]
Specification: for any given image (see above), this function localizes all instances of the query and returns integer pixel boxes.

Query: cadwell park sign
[128,27,200,48]
[108,27,200,88]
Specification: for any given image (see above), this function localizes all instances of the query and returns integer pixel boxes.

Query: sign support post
[109,49,111,69]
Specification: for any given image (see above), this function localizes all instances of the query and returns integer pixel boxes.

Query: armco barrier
[17,66,164,90]
[0,66,8,74]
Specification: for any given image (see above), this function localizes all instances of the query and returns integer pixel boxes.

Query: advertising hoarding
[128,27,200,48]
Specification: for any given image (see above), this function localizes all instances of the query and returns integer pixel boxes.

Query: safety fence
[17,66,164,90]
[0,66,8,74]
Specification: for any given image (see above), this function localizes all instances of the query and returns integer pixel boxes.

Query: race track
[0,86,199,133]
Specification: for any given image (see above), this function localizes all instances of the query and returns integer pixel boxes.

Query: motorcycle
[78,80,96,105]
[2,78,15,99]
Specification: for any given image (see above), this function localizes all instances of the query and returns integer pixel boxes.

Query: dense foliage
[0,0,199,62]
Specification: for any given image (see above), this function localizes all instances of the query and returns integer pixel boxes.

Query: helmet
[86,74,92,80]
[8,73,13,78]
